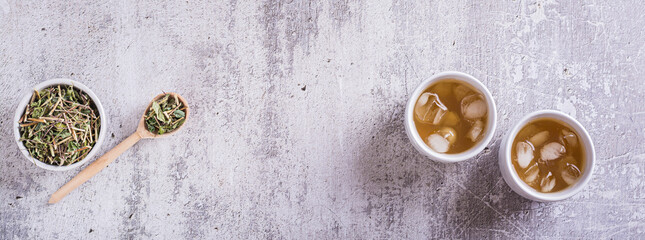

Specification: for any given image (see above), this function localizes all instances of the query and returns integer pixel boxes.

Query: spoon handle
[49,132,143,204]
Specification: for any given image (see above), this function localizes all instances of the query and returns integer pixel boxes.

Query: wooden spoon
[48,93,189,204]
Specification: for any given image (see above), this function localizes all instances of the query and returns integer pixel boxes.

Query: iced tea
[413,79,488,154]
[511,119,585,193]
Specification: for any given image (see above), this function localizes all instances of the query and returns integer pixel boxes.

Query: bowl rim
[404,71,498,163]
[499,110,595,201]
[13,78,107,171]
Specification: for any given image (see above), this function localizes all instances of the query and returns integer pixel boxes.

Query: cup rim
[500,110,595,201]
[13,79,107,171]
[405,71,497,163]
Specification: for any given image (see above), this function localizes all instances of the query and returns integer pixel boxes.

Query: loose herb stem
[145,94,185,134]
[18,85,100,166]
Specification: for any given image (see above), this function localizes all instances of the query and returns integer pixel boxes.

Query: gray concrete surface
[1,0,644,239]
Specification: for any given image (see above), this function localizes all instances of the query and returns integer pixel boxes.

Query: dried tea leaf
[18,85,100,166]
[145,94,186,135]
[174,110,185,118]
[151,101,165,122]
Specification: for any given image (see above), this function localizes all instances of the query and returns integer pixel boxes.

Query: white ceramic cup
[498,110,595,202]
[404,71,497,163]
[13,79,107,171]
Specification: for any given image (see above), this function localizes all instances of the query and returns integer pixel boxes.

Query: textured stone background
[1,0,644,239]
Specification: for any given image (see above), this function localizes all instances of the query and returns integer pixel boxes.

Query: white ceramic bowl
[498,110,595,202]
[13,79,107,171]
[405,71,497,163]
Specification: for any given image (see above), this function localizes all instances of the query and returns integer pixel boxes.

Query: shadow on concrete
[447,145,534,238]
[352,104,450,237]
[352,104,534,237]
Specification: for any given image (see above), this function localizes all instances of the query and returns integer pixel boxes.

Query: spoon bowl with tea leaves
[49,93,189,204]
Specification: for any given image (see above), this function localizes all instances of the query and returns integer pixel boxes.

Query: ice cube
[559,155,577,168]
[561,163,581,185]
[540,171,556,192]
[529,131,549,147]
[561,129,578,148]
[524,162,539,183]
[440,111,460,127]
[453,85,472,101]
[427,133,450,153]
[516,141,534,168]
[467,120,484,142]
[430,82,454,99]
[414,92,448,124]
[461,94,487,119]
[433,108,446,125]
[519,125,540,139]
[437,127,457,144]
[540,142,566,161]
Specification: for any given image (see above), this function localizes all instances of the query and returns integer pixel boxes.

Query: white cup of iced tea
[405,71,497,163]
[499,110,595,202]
